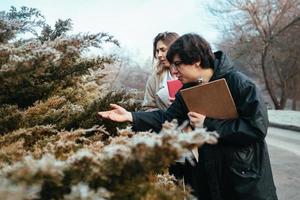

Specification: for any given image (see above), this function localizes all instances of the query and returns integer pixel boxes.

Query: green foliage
[0,105,22,134]
[28,89,142,135]
[0,125,108,166]
[39,19,72,42]
[0,125,57,166]
[0,6,119,108]
[21,96,80,129]
[0,123,208,199]
[0,34,118,107]
[0,6,45,43]
[0,88,141,136]
[74,89,142,135]
[0,125,58,152]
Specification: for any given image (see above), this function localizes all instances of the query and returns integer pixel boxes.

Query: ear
[195,61,201,67]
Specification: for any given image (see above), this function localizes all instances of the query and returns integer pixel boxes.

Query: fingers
[110,104,123,110]
[188,112,203,118]
[98,111,110,118]
[98,111,118,121]
[169,97,175,102]
[98,104,122,118]
[98,104,122,119]
[188,112,206,121]
[188,112,206,128]
[206,135,218,144]
[188,113,200,122]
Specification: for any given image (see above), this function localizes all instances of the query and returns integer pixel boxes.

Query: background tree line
[209,0,300,110]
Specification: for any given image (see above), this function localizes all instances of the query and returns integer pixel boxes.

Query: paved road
[266,127,300,200]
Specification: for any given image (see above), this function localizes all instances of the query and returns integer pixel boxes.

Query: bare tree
[210,0,300,109]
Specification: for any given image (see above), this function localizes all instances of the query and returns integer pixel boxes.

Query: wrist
[127,112,133,122]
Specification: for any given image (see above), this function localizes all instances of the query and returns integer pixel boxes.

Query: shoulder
[146,72,159,86]
[148,70,164,81]
[225,70,256,90]
[224,70,260,105]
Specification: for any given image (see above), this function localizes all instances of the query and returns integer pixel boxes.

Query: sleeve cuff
[204,117,216,131]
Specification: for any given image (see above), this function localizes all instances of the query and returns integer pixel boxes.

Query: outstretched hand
[98,104,133,122]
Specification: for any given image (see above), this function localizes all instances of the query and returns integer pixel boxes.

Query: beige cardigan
[142,71,169,111]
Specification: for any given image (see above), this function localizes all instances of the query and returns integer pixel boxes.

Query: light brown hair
[152,32,179,79]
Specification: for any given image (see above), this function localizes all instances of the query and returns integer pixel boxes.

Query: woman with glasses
[142,32,180,111]
[98,33,278,200]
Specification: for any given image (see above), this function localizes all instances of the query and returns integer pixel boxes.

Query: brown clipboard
[180,78,238,119]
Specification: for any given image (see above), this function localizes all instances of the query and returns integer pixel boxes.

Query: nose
[157,50,163,58]
[171,65,179,75]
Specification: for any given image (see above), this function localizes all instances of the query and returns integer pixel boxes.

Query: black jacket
[132,51,277,200]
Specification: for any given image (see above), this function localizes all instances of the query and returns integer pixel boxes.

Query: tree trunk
[279,93,287,110]
[292,99,297,110]
[278,81,288,109]
[261,45,281,109]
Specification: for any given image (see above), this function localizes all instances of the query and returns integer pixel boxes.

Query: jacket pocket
[228,145,261,179]
[225,143,268,200]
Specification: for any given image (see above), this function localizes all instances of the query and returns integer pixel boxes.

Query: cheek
[183,71,195,81]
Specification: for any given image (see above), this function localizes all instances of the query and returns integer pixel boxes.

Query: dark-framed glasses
[171,60,183,70]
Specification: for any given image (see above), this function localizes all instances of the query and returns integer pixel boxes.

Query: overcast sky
[1,0,220,62]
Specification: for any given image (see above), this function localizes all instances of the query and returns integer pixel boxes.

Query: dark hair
[153,32,179,59]
[166,33,215,69]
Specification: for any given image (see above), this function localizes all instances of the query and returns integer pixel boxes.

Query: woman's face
[155,40,170,68]
[171,54,206,84]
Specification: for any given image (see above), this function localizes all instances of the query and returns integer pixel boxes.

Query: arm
[204,81,268,146]
[132,92,189,132]
[141,74,159,111]
[98,94,187,133]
